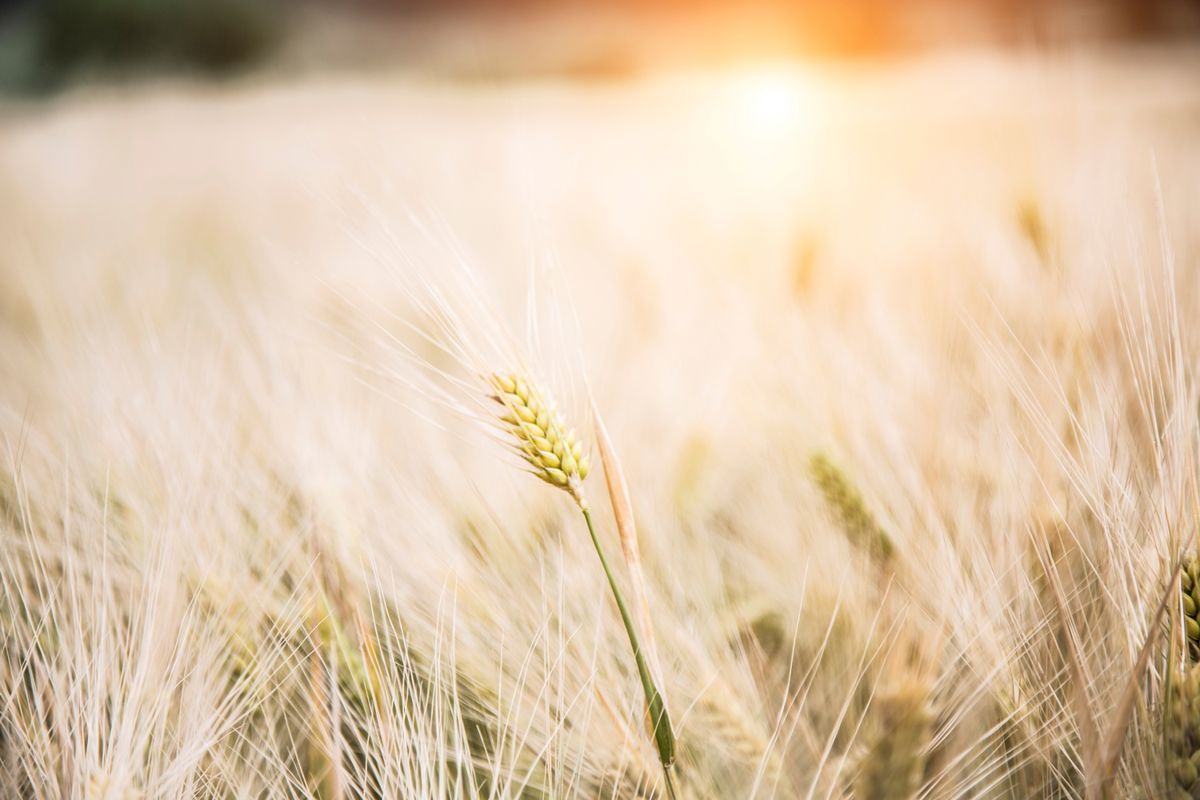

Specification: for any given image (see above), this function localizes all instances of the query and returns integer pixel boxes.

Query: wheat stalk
[487,371,677,798]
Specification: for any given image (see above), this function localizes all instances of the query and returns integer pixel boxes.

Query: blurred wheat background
[2,1,1200,797]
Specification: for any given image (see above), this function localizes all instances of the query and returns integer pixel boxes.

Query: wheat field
[2,49,1200,798]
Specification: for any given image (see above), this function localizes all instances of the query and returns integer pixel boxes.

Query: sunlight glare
[737,66,808,136]
[704,64,820,198]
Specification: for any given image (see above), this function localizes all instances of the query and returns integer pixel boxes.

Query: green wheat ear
[854,681,933,800]
[808,452,895,563]
[1182,557,1200,662]
[1167,665,1200,798]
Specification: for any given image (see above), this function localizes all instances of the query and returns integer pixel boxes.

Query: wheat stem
[581,505,677,799]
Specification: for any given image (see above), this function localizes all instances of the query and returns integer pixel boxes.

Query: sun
[703,63,820,191]
[737,66,809,134]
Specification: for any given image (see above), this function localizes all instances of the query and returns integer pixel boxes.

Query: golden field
[2,48,1200,798]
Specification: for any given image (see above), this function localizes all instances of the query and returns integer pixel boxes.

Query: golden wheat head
[489,372,590,505]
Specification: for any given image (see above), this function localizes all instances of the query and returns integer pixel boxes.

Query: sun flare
[736,66,810,134]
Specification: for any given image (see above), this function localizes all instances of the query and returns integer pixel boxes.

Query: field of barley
[2,47,1200,798]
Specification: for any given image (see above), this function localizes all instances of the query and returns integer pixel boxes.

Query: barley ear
[854,680,933,800]
[808,452,894,564]
[1183,556,1200,662]
[698,676,787,791]
[1167,665,1200,799]
[488,372,589,507]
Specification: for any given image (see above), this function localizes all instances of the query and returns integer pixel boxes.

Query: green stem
[581,506,677,798]
[663,764,680,800]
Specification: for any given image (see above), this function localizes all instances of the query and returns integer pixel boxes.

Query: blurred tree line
[0,0,282,92]
[0,0,1195,94]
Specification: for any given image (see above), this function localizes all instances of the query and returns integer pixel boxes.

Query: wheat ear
[698,676,787,790]
[808,452,895,563]
[1166,665,1200,798]
[489,372,589,504]
[488,372,677,798]
[854,680,933,800]
[1183,557,1200,661]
